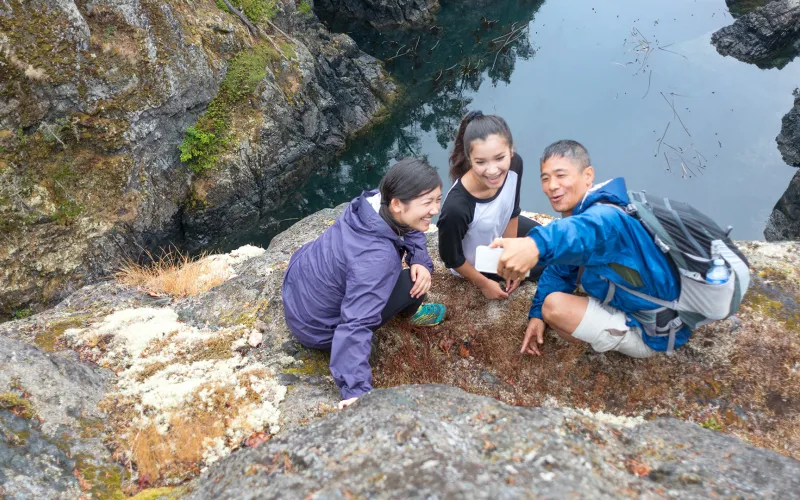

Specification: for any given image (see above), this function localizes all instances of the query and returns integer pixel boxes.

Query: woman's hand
[338,397,358,410]
[479,280,509,300]
[409,264,432,298]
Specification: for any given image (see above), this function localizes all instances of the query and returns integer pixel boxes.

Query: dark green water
[229,0,800,248]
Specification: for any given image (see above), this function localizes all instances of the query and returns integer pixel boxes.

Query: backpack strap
[599,276,682,354]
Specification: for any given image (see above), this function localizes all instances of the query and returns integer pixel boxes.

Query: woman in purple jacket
[282,158,447,409]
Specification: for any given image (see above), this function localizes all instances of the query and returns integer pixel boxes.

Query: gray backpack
[601,191,751,353]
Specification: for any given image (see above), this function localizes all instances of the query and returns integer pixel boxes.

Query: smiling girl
[282,158,446,409]
[437,111,544,300]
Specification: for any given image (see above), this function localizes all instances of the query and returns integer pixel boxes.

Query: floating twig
[656,122,670,156]
[660,92,691,137]
[642,69,652,99]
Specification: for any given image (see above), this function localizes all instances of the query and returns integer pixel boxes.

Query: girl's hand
[409,264,432,298]
[479,280,509,300]
[505,278,521,295]
[338,397,358,410]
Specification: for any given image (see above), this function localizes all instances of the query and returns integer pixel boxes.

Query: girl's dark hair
[378,157,442,235]
[449,111,514,181]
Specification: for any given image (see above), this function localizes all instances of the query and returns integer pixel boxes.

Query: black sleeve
[437,188,474,269]
[511,153,523,219]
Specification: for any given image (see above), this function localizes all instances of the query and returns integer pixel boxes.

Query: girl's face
[468,134,513,190]
[391,186,443,232]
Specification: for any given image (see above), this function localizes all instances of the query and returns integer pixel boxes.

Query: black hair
[449,111,514,181]
[379,157,442,235]
[540,140,591,171]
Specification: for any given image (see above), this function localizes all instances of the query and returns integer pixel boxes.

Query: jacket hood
[342,189,407,250]
[573,177,630,216]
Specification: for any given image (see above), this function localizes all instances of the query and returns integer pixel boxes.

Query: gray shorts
[571,297,657,358]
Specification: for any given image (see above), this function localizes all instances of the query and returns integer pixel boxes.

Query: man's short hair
[540,140,591,171]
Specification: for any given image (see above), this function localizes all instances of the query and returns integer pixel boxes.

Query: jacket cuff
[341,384,371,400]
[528,231,548,265]
[528,303,543,320]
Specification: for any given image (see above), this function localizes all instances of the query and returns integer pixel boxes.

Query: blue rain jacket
[527,178,691,351]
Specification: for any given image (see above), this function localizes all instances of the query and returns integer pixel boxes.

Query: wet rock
[185,385,800,499]
[315,0,439,27]
[777,88,800,167]
[711,0,800,68]
[765,169,800,240]
[0,336,120,499]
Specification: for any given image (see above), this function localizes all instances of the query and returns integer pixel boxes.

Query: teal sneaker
[409,303,446,327]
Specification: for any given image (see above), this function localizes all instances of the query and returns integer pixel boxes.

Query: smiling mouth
[550,194,564,203]
[486,174,502,182]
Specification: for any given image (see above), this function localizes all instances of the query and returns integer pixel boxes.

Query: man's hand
[338,397,358,410]
[479,280,509,300]
[409,264,432,298]
[489,237,540,282]
[521,318,546,356]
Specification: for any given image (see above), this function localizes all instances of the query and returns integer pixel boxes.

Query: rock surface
[765,169,800,240]
[2,205,800,496]
[766,88,800,240]
[186,384,800,499]
[777,88,800,168]
[0,336,120,499]
[711,0,800,68]
[314,0,439,27]
[0,0,394,317]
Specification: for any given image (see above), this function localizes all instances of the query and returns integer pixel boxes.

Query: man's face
[540,156,594,216]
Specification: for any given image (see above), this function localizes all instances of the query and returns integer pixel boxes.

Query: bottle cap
[713,258,725,266]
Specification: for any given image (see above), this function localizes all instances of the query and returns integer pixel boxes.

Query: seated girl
[437,111,544,300]
[282,158,446,409]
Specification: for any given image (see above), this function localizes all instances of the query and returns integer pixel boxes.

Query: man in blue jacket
[490,140,689,357]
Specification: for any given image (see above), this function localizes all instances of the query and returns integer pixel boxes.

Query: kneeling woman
[282,158,446,408]
[437,111,544,300]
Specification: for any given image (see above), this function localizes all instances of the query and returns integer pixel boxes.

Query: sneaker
[409,303,446,327]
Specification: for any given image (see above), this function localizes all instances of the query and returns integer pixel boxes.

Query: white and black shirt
[437,154,523,275]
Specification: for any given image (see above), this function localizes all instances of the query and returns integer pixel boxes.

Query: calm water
[229,0,799,248]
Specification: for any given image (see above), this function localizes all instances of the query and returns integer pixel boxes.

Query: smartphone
[474,245,530,277]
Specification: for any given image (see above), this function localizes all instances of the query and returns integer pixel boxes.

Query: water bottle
[705,257,729,285]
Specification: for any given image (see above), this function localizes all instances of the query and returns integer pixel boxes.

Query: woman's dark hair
[378,157,442,235]
[449,111,514,181]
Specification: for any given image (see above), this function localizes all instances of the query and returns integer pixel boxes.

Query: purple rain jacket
[281,189,434,399]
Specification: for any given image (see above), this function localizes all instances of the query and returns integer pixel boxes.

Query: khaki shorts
[571,297,657,358]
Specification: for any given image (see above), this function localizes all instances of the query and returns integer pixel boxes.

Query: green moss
[12,308,32,319]
[179,43,284,173]
[0,392,35,419]
[74,453,129,500]
[217,299,269,327]
[298,1,312,17]
[130,487,185,500]
[35,315,90,352]
[699,417,722,431]
[216,0,278,24]
[284,350,329,377]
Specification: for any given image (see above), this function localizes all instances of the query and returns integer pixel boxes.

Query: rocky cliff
[712,0,800,68]
[2,204,799,497]
[0,0,395,318]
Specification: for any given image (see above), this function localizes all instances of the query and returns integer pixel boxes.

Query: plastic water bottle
[705,257,729,285]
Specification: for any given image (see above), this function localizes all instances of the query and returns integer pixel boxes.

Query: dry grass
[373,264,800,460]
[115,248,226,297]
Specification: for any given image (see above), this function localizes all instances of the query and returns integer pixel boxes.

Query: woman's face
[391,186,443,232]
[468,134,513,190]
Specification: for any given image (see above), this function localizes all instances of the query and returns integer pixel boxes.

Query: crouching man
[491,140,689,358]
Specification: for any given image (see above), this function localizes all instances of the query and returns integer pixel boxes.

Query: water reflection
[224,0,544,249]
